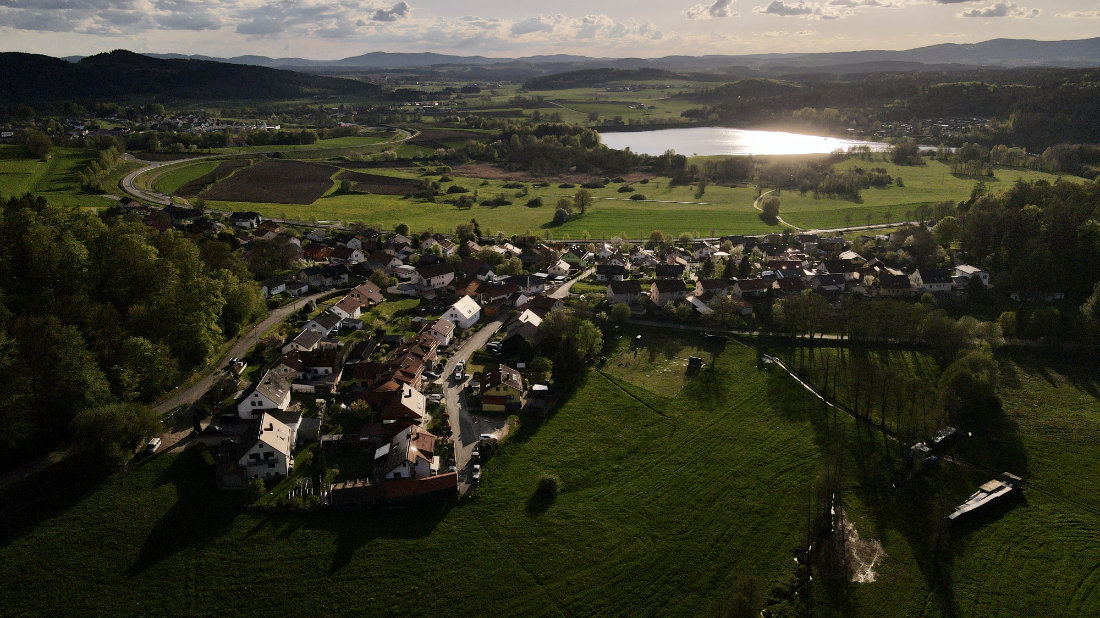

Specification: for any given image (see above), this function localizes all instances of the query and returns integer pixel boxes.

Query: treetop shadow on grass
[128,446,247,575]
[305,501,452,573]
[0,451,112,545]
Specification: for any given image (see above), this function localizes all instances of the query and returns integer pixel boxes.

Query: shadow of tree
[0,451,111,544]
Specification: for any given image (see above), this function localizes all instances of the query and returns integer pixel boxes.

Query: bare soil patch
[453,163,656,185]
[201,160,336,204]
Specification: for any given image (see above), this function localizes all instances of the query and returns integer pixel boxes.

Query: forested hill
[522,68,726,90]
[0,50,380,104]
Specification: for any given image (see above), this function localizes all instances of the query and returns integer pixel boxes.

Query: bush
[581,181,605,189]
[533,181,550,188]
[502,182,524,189]
[617,185,635,193]
[439,175,453,182]
[537,473,560,497]
[630,194,647,201]
[611,176,625,183]
[446,184,469,194]
[552,208,571,225]
[558,182,575,189]
[526,196,543,207]
[639,178,649,184]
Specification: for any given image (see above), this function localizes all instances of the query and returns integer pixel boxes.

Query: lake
[599,126,892,157]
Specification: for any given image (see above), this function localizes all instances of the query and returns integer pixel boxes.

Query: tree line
[0,194,265,468]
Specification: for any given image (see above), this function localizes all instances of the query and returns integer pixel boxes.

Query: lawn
[0,335,827,615]
[151,160,221,195]
[0,145,117,208]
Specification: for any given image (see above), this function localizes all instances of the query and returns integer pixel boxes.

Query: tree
[572,189,592,215]
[394,223,409,236]
[647,230,665,248]
[552,208,571,226]
[932,216,961,247]
[71,402,161,467]
[339,178,353,194]
[22,129,52,161]
[1081,282,1100,337]
[760,195,780,223]
[939,349,999,424]
[528,356,553,383]
[610,302,631,324]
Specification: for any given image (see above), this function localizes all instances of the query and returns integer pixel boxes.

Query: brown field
[337,170,421,195]
[176,160,252,198]
[333,160,413,169]
[453,162,655,184]
[201,160,336,204]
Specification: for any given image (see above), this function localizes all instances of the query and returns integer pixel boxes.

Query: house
[504,275,545,296]
[282,329,323,354]
[237,371,292,419]
[426,318,456,347]
[879,273,914,297]
[595,264,626,282]
[651,279,690,306]
[349,281,383,308]
[910,268,953,293]
[380,426,438,480]
[695,279,732,298]
[459,256,495,281]
[546,259,570,278]
[772,277,807,297]
[299,348,341,380]
[811,274,847,293]
[237,412,294,479]
[953,264,991,288]
[654,263,686,279]
[285,281,310,297]
[416,262,455,289]
[332,246,365,264]
[381,383,427,424]
[732,278,770,299]
[366,251,403,273]
[330,295,362,320]
[260,277,286,298]
[444,295,481,330]
[607,280,643,305]
[304,310,342,337]
[480,283,519,304]
[480,364,526,412]
[692,241,717,261]
[302,243,332,261]
[231,211,263,229]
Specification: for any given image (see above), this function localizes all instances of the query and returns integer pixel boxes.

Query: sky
[1,0,1098,59]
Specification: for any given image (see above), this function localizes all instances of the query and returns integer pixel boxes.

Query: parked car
[479,433,495,442]
[145,437,162,454]
[428,393,443,403]
[471,450,481,463]
[472,465,482,482]
[424,370,440,380]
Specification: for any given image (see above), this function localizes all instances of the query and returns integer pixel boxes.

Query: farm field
[208,133,396,154]
[0,145,118,208]
[201,159,337,204]
[151,160,221,195]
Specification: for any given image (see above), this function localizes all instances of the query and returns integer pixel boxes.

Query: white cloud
[1055,10,1100,19]
[686,0,739,19]
[957,2,1039,18]
[372,1,409,22]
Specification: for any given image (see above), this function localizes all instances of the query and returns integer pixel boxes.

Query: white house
[304,310,342,337]
[379,426,438,480]
[238,412,294,479]
[444,295,481,329]
[546,259,570,278]
[426,318,456,347]
[910,268,953,293]
[606,280,643,305]
[953,264,991,288]
[416,263,456,290]
[330,296,362,320]
[237,370,292,419]
[282,329,323,354]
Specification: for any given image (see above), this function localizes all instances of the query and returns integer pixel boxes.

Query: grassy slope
[0,145,116,208]
[0,339,824,615]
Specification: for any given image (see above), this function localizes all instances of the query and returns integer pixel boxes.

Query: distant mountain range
[57,36,1100,74]
[0,50,379,104]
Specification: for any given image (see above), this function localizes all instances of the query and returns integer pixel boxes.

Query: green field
[209,133,396,154]
[0,329,1098,615]
[0,145,118,208]
[151,160,221,195]
[194,154,1078,237]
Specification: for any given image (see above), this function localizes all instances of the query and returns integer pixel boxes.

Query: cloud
[1055,10,1100,19]
[686,0,739,19]
[957,2,1039,18]
[511,16,556,35]
[235,16,283,35]
[156,11,221,30]
[372,1,409,22]
[754,1,838,18]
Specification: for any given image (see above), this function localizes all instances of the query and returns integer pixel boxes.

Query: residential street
[153,289,332,415]
[438,267,593,495]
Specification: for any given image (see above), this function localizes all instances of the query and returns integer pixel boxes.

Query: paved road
[119,153,223,206]
[153,290,332,415]
[438,267,594,495]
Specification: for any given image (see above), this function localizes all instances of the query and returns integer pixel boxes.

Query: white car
[471,464,482,482]
[428,393,443,403]
[145,437,162,454]
[479,433,494,442]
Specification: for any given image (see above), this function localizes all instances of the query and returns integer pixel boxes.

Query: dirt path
[752,189,801,230]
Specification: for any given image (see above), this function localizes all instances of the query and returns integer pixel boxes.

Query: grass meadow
[0,145,118,208]
[1,328,1096,615]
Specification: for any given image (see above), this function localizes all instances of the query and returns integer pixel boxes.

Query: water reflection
[599,126,891,156]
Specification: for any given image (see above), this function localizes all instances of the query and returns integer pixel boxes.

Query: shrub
[552,208,571,225]
[617,185,635,193]
[502,182,524,189]
[526,196,544,207]
[630,194,647,200]
[439,175,453,182]
[639,178,649,184]
[537,473,560,499]
[558,182,575,189]
[446,184,469,194]
[581,181,604,189]
[611,176,625,183]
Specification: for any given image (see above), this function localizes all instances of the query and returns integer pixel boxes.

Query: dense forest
[0,50,380,105]
[681,69,1100,151]
[0,195,265,468]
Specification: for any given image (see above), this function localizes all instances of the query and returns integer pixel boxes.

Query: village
[114,194,1004,511]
